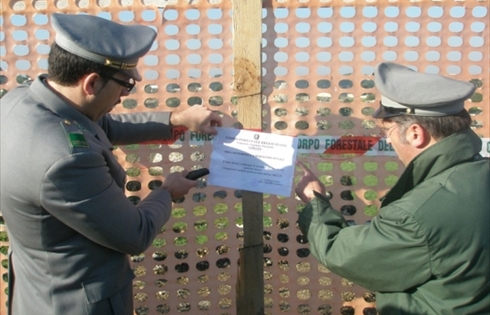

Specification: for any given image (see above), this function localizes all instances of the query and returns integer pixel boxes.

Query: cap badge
[104,59,137,70]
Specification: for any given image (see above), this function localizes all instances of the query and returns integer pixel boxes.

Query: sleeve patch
[61,119,89,150]
[68,133,89,148]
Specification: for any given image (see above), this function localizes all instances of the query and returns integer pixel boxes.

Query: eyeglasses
[379,124,399,138]
[100,74,135,92]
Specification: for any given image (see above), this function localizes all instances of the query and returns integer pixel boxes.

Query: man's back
[376,154,490,314]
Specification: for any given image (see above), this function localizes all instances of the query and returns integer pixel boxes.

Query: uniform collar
[381,128,482,206]
[30,75,105,138]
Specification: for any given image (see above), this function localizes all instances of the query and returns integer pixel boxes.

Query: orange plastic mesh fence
[0,0,488,314]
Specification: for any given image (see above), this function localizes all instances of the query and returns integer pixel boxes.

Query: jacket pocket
[83,266,134,303]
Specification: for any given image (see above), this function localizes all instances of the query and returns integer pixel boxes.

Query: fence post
[232,0,264,314]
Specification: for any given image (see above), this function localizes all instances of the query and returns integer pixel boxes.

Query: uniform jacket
[1,75,176,315]
[298,129,490,315]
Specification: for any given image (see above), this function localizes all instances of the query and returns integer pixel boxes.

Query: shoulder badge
[60,119,89,151]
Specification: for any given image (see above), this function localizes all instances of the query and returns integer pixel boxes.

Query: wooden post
[232,0,264,314]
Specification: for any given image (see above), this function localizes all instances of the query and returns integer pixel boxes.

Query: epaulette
[60,119,89,153]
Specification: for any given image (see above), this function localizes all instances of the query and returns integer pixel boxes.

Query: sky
[1,5,487,78]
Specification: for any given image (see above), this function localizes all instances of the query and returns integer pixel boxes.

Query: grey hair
[385,109,472,143]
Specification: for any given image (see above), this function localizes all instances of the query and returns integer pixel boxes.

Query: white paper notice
[208,127,298,196]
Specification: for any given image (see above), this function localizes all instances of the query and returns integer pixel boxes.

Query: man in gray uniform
[1,13,222,315]
[295,62,489,314]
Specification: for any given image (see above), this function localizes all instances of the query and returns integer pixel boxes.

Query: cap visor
[122,68,142,81]
[372,106,402,119]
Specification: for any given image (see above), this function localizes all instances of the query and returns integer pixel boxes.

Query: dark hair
[385,109,472,142]
[47,43,118,86]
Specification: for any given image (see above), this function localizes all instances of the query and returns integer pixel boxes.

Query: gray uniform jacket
[1,75,176,315]
[298,129,490,314]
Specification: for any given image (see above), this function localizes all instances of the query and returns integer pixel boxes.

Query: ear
[82,73,102,96]
[406,123,432,149]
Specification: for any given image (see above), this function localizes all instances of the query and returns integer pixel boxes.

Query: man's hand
[295,161,326,203]
[170,105,222,135]
[160,171,199,201]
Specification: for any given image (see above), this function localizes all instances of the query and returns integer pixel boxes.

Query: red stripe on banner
[142,127,188,144]
[323,136,381,154]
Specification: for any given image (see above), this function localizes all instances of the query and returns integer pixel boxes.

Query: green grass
[194,220,208,232]
[193,206,207,216]
[385,161,399,172]
[213,203,228,214]
[320,175,334,186]
[152,238,166,248]
[172,222,187,233]
[363,175,378,187]
[125,154,140,163]
[215,232,228,241]
[0,232,8,242]
[125,167,141,177]
[174,236,188,246]
[317,162,334,172]
[363,162,378,171]
[195,235,208,245]
[148,167,163,176]
[363,190,378,201]
[296,204,306,213]
[263,202,271,212]
[340,161,356,172]
[385,175,399,186]
[277,204,288,214]
[235,217,243,227]
[125,144,139,150]
[172,208,186,218]
[263,216,272,228]
[364,205,378,217]
[214,217,229,229]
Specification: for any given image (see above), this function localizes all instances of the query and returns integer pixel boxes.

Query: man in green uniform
[296,62,489,314]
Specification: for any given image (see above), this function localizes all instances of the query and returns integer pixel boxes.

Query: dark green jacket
[298,129,490,315]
